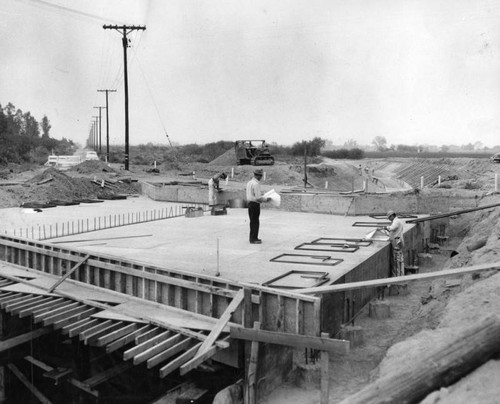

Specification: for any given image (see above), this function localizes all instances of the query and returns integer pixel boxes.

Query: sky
[1,0,500,148]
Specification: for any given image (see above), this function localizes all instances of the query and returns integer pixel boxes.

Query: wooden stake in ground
[339,315,500,404]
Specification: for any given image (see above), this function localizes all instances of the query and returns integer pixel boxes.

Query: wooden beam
[82,361,133,389]
[7,363,52,404]
[230,327,349,354]
[405,202,500,223]
[106,325,152,354]
[245,322,260,404]
[175,289,244,375]
[296,262,500,294]
[133,334,183,365]
[123,330,172,360]
[159,342,202,378]
[47,254,90,293]
[339,315,500,404]
[95,323,139,347]
[195,289,244,357]
[179,336,231,375]
[147,337,193,369]
[320,332,329,404]
[0,327,52,353]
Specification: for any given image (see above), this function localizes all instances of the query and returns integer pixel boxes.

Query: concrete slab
[46,202,417,287]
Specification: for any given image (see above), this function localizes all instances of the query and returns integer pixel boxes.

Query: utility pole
[103,24,146,170]
[98,89,116,163]
[93,106,105,154]
[92,116,99,152]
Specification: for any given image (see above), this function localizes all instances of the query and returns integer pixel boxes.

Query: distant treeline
[110,137,496,167]
[0,102,77,165]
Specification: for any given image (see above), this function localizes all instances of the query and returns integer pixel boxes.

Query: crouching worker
[208,172,227,207]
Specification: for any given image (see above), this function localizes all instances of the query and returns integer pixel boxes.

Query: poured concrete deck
[6,198,419,288]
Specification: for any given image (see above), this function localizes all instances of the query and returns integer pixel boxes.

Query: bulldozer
[234,140,275,166]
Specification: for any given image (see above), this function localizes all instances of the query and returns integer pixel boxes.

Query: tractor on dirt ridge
[234,140,275,166]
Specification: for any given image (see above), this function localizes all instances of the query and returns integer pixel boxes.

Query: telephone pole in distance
[97,89,116,163]
[103,24,146,170]
[93,106,105,154]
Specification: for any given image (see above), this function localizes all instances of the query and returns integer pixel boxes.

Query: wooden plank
[193,289,244,359]
[19,298,65,318]
[42,305,89,326]
[34,302,81,323]
[106,325,152,353]
[79,320,113,341]
[95,323,139,347]
[7,363,53,404]
[29,300,69,318]
[47,254,90,293]
[65,319,100,338]
[179,337,230,376]
[245,322,261,404]
[84,322,124,345]
[0,327,52,353]
[296,262,500,294]
[133,334,182,365]
[135,327,161,344]
[123,330,172,360]
[320,332,330,404]
[230,327,350,354]
[147,337,193,369]
[83,361,133,389]
[5,295,47,313]
[405,202,500,223]
[52,308,98,330]
[0,294,32,309]
[159,342,202,378]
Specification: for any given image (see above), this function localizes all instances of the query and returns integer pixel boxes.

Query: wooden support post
[245,322,260,404]
[320,332,329,404]
[47,255,90,293]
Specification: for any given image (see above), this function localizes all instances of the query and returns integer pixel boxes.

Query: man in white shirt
[384,210,405,276]
[246,169,270,244]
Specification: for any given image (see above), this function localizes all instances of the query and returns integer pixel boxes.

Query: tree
[41,116,51,139]
[372,136,388,151]
[291,137,326,157]
[344,138,358,149]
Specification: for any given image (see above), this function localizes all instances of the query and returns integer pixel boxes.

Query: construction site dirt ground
[0,156,500,403]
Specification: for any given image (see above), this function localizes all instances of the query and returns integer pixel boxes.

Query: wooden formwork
[0,235,321,337]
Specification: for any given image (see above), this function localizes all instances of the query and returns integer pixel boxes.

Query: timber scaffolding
[0,234,349,403]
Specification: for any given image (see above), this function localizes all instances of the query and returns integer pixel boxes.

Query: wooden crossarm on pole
[296,262,500,294]
[230,327,350,354]
[47,254,90,293]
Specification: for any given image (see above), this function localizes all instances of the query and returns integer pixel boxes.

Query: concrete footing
[369,300,391,319]
[339,325,364,347]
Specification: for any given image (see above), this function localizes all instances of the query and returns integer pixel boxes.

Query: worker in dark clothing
[246,169,270,244]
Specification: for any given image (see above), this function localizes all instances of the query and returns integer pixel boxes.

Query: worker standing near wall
[208,172,227,207]
[384,210,405,277]
[246,169,271,244]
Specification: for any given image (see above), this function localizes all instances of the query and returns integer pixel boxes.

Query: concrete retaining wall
[143,181,484,216]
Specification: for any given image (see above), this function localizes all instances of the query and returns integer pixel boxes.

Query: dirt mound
[70,160,118,174]
[209,148,236,166]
